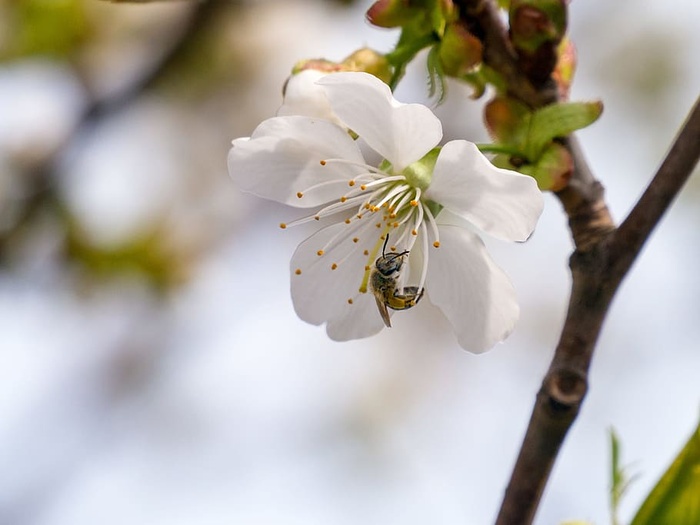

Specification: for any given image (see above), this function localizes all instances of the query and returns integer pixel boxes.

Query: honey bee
[370,236,424,327]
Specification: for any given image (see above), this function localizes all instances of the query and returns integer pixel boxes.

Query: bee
[370,236,424,327]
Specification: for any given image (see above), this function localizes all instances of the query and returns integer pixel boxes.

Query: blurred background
[0,0,698,524]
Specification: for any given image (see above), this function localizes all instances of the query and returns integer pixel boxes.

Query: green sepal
[515,142,572,191]
[520,100,603,160]
[426,44,447,102]
[630,418,700,525]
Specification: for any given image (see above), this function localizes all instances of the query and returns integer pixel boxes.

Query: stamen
[422,202,440,248]
[418,221,430,294]
[319,157,387,177]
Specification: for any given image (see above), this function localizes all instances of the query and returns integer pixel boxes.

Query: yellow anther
[389,213,397,219]
[296,192,303,199]
[375,223,381,228]
[295,268,302,275]
[411,229,417,236]
[314,216,320,221]
[352,237,359,243]
[363,250,369,256]
[393,222,399,228]
[345,218,351,224]
[347,298,353,305]
[433,241,441,248]
[364,265,370,271]
[360,184,367,191]
[331,263,338,270]
[410,200,419,207]
[317,250,324,256]
[390,246,396,251]
[279,223,287,229]
[348,180,355,187]
[320,160,327,166]
[340,196,347,203]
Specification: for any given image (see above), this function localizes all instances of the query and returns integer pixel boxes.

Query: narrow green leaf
[523,100,603,160]
[630,419,700,525]
[610,428,626,525]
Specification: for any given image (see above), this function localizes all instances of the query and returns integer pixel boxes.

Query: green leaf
[631,419,700,525]
[522,100,603,160]
[610,427,638,525]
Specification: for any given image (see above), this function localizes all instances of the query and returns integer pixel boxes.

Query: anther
[375,223,381,228]
[364,265,370,271]
[340,196,347,203]
[410,200,419,207]
[360,185,367,190]
[295,268,302,275]
[314,216,320,221]
[345,218,351,224]
[317,250,324,256]
[320,160,327,166]
[347,298,353,305]
[331,263,338,270]
[279,223,287,229]
[296,192,303,199]
[348,180,355,187]
[352,237,359,243]
[433,241,440,248]
[363,250,369,255]
[411,229,417,235]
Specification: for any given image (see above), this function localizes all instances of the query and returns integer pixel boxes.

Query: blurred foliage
[0,0,90,59]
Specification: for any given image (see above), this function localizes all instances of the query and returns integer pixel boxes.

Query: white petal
[290,218,386,328]
[326,291,387,341]
[425,225,519,353]
[318,72,442,171]
[228,116,366,207]
[425,141,543,242]
[277,70,340,125]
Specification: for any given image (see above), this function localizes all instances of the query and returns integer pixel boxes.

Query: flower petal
[318,72,442,171]
[290,218,386,328]
[425,225,519,353]
[228,116,366,207]
[425,140,543,241]
[326,291,387,341]
[277,70,339,124]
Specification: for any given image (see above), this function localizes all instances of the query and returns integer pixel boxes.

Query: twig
[454,1,700,523]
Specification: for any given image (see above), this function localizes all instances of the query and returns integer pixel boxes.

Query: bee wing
[374,295,392,328]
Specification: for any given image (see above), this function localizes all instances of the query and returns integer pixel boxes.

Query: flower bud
[509,0,567,53]
[366,0,419,28]
[438,21,483,77]
[341,48,392,85]
[552,37,577,100]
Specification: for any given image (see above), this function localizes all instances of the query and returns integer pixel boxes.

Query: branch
[453,1,700,524]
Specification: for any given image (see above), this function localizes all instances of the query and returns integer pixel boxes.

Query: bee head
[374,235,409,276]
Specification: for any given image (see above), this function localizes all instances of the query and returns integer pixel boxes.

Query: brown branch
[453,1,700,524]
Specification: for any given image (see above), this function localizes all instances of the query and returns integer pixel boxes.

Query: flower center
[285,154,442,308]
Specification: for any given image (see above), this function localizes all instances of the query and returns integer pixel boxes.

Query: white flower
[228,72,543,353]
